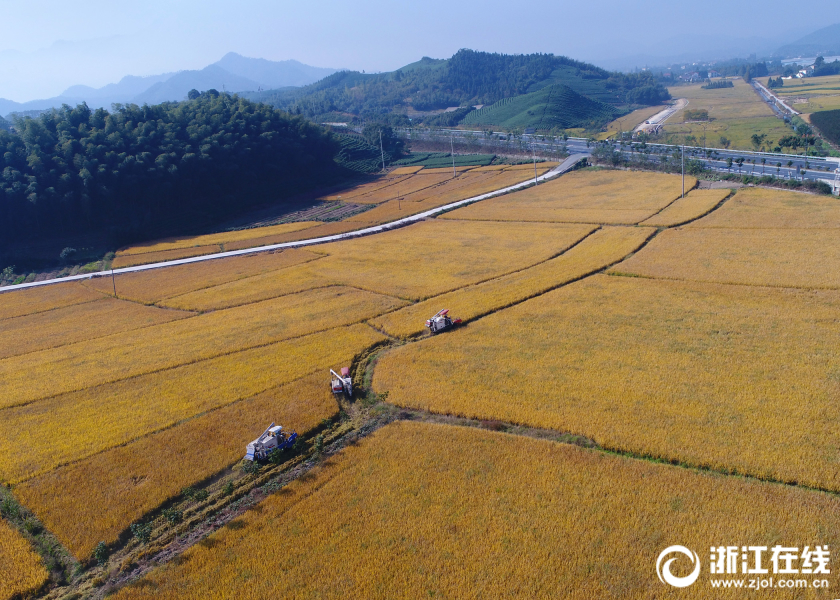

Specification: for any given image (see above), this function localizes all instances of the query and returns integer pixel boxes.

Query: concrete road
[0,154,588,295]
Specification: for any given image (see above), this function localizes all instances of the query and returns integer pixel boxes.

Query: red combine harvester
[330,367,353,398]
[425,309,462,334]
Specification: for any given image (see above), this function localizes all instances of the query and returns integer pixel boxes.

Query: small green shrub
[129,522,152,544]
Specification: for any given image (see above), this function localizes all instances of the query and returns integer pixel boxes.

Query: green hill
[462,84,620,131]
[243,49,669,123]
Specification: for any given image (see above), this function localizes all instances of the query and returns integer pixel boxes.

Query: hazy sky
[1,0,833,101]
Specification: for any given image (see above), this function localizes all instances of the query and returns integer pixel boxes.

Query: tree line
[0,94,341,250]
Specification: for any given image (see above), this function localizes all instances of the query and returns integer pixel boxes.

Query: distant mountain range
[774,24,840,58]
[0,53,337,119]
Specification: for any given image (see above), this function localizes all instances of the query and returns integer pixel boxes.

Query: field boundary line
[0,155,586,296]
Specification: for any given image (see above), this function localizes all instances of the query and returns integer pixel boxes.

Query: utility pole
[111,267,117,298]
[379,130,385,172]
[451,134,456,177]
[681,144,685,198]
[533,139,538,185]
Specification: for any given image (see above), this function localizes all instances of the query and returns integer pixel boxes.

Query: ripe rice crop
[688,187,840,228]
[374,275,840,491]
[371,226,651,338]
[163,220,580,311]
[83,249,323,304]
[442,170,696,224]
[503,162,557,171]
[0,323,383,484]
[418,165,477,174]
[112,245,222,268]
[161,263,334,311]
[0,519,48,600]
[338,173,454,205]
[223,222,372,251]
[0,282,101,321]
[17,372,337,559]
[639,188,730,227]
[0,286,402,409]
[345,170,547,224]
[321,175,410,201]
[117,222,320,256]
[469,164,509,171]
[0,298,191,359]
[113,421,840,600]
[389,166,423,175]
[611,227,840,288]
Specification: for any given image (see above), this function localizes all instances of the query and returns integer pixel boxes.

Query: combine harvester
[244,422,297,462]
[425,309,462,334]
[330,367,353,398]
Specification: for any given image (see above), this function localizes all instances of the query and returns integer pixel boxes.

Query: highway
[0,154,587,295]
[400,127,840,185]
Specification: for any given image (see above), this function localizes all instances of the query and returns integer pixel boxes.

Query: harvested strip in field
[639,188,730,227]
[371,226,650,338]
[611,227,840,288]
[165,220,585,311]
[112,245,221,268]
[469,164,509,172]
[389,166,423,175]
[421,165,477,174]
[0,519,48,600]
[161,263,333,311]
[343,173,454,204]
[688,186,840,228]
[442,170,696,224]
[0,282,101,321]
[223,221,372,251]
[83,248,323,304]
[375,275,840,492]
[504,161,558,170]
[0,323,382,483]
[321,174,410,201]
[0,298,192,359]
[17,372,337,559]
[117,222,320,256]
[0,286,402,409]
[113,421,840,600]
[345,170,546,224]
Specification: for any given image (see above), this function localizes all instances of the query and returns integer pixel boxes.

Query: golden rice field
[223,221,370,251]
[0,297,191,360]
[389,165,423,175]
[0,519,48,600]
[371,226,651,338]
[375,274,840,492]
[16,372,337,558]
[687,187,840,229]
[161,220,586,311]
[0,323,383,485]
[612,227,840,288]
[114,421,840,600]
[442,169,695,224]
[0,282,100,321]
[639,188,730,227]
[116,222,320,256]
[111,245,222,268]
[83,248,323,304]
[332,172,454,204]
[0,286,402,409]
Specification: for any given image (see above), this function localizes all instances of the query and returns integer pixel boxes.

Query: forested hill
[244,49,670,120]
[0,94,340,252]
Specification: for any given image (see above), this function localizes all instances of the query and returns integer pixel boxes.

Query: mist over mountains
[0,53,337,118]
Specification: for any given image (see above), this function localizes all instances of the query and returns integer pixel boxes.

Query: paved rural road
[634,98,688,134]
[0,154,588,295]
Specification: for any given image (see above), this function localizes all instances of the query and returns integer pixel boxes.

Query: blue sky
[0,0,833,101]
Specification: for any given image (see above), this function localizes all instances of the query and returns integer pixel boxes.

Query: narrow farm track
[0,155,586,296]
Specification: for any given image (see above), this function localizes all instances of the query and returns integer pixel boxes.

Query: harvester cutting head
[244,422,298,461]
[425,309,462,334]
[330,367,353,398]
